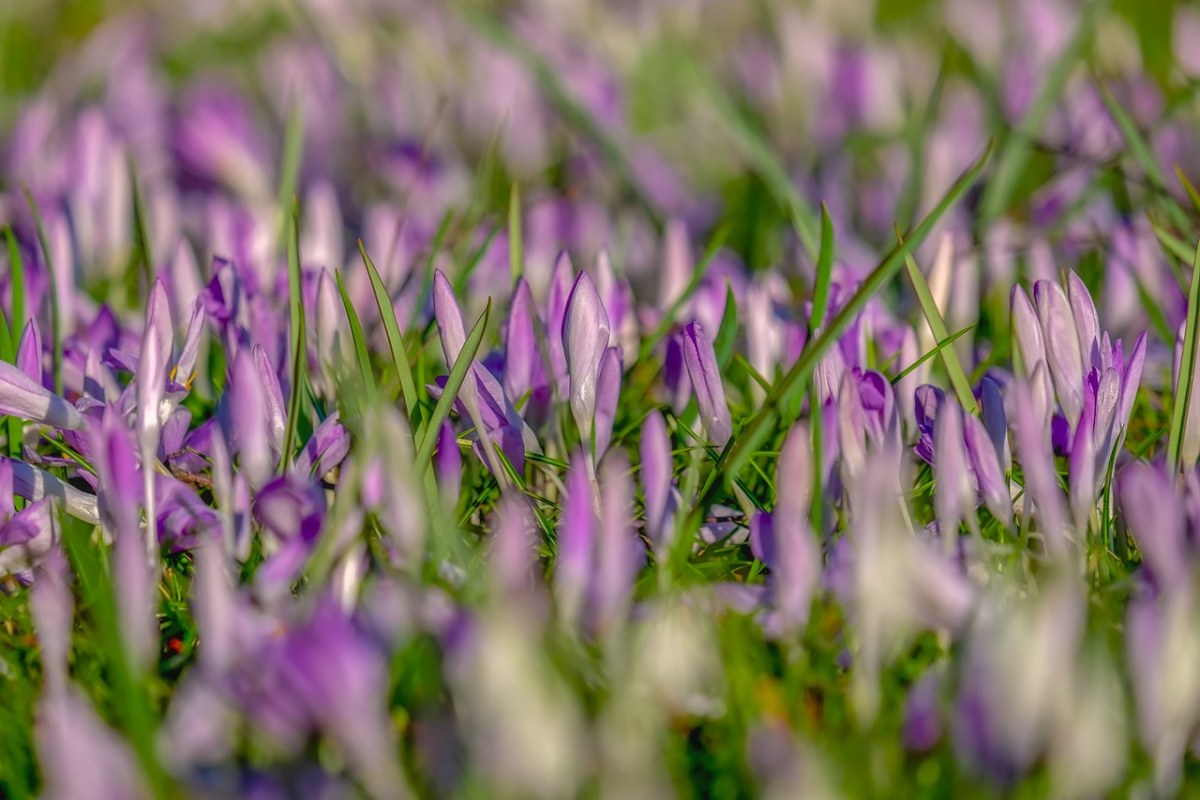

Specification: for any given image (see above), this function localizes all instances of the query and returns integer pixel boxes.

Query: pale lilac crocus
[562,270,611,456]
[681,321,732,446]
[640,410,675,557]
[137,279,173,558]
[555,451,595,629]
[0,361,84,430]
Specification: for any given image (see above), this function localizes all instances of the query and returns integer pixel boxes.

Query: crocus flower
[562,270,611,451]
[593,346,622,462]
[0,361,84,430]
[750,423,819,636]
[681,321,732,446]
[138,279,174,556]
[555,451,595,629]
[94,407,156,669]
[640,410,675,557]
[592,452,642,636]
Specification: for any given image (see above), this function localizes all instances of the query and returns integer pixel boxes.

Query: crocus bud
[681,321,732,446]
[230,347,273,489]
[594,451,641,636]
[562,271,611,447]
[640,410,674,555]
[0,361,83,430]
[1066,272,1100,371]
[934,401,972,549]
[504,278,541,405]
[1034,279,1084,427]
[136,279,174,455]
[594,347,622,462]
[555,451,595,629]
[95,408,155,671]
[963,414,1011,526]
[16,319,43,384]
[1010,285,1044,377]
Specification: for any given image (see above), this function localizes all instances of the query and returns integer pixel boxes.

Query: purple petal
[593,347,622,461]
[562,270,611,445]
[16,319,43,385]
[0,361,84,430]
[555,451,595,628]
[682,321,732,445]
[640,410,674,552]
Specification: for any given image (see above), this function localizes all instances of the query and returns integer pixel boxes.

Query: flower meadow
[8,0,1200,797]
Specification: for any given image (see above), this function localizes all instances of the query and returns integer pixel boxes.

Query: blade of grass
[899,233,978,415]
[1166,238,1200,474]
[891,325,977,384]
[128,155,155,290]
[713,281,738,370]
[275,101,305,258]
[809,204,835,335]
[6,226,25,336]
[280,201,308,472]
[22,187,62,394]
[359,241,421,427]
[721,140,991,485]
[979,0,1106,224]
[412,299,491,477]
[1177,166,1200,217]
[335,268,377,398]
[509,182,523,285]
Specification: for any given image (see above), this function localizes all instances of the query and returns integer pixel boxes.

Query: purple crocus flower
[555,451,595,629]
[640,410,675,557]
[137,279,174,555]
[592,452,642,636]
[593,346,622,463]
[934,400,973,548]
[0,361,84,430]
[94,407,155,670]
[681,321,732,446]
[750,424,819,636]
[16,319,43,384]
[562,270,611,453]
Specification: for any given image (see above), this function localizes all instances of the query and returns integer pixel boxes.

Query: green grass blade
[979,0,1106,223]
[22,187,62,394]
[809,204,835,334]
[413,299,491,477]
[1177,166,1200,217]
[891,325,977,384]
[335,268,377,398]
[359,240,421,426]
[280,201,308,472]
[275,101,305,258]
[900,239,978,415]
[7,226,25,335]
[722,140,992,482]
[509,182,523,285]
[128,155,155,289]
[713,282,738,370]
[1167,238,1200,473]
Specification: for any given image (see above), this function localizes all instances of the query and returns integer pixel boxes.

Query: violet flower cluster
[4,0,1200,797]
